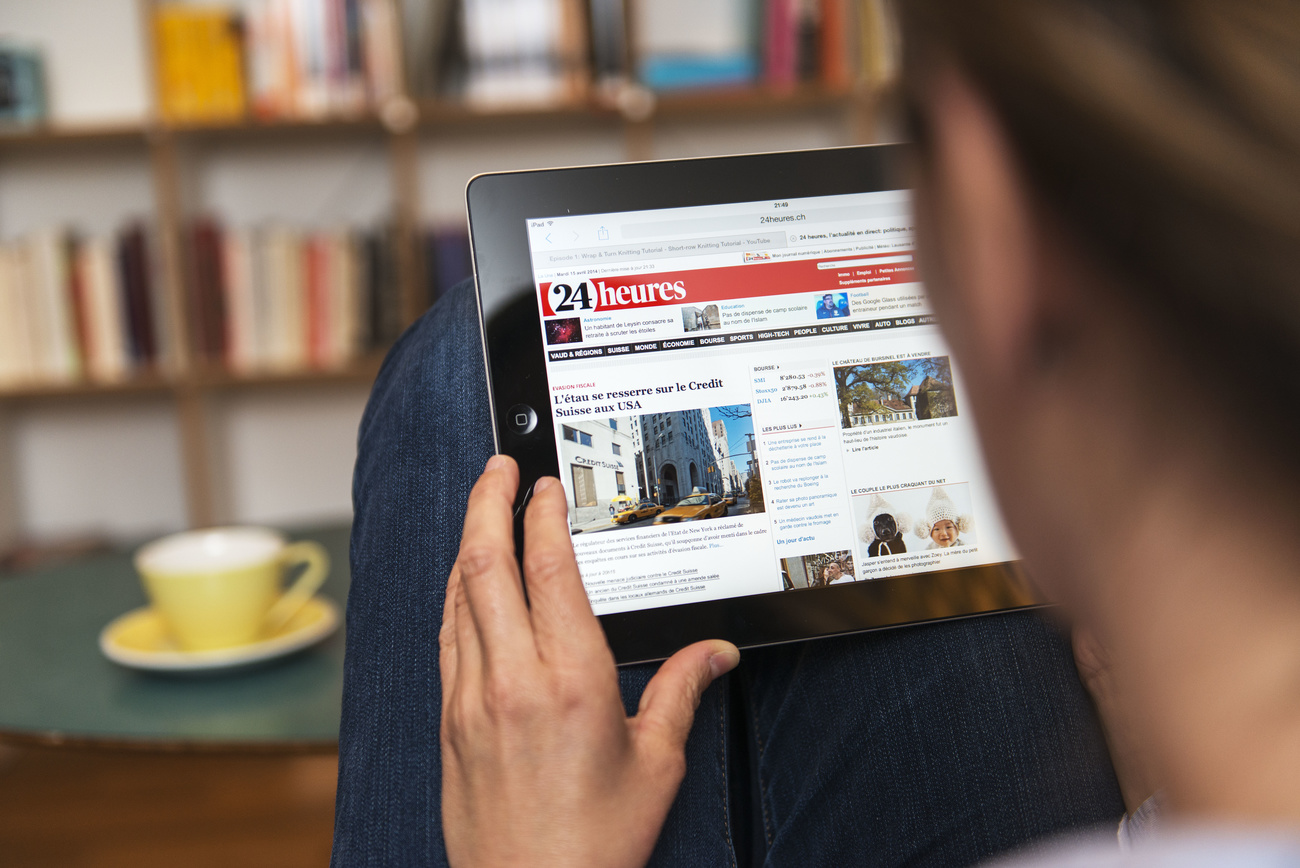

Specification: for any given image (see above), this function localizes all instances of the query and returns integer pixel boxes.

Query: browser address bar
[622,202,908,239]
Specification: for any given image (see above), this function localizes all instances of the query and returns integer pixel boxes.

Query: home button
[505,404,537,435]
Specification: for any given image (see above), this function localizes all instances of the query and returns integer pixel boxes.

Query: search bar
[816,255,913,269]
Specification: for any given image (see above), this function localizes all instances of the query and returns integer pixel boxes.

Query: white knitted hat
[858,493,912,545]
[915,486,973,539]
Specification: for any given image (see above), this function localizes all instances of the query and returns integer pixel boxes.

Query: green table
[0,526,351,751]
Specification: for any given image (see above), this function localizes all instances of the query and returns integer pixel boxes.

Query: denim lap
[333,281,735,867]
[741,616,1124,867]
[332,279,1123,867]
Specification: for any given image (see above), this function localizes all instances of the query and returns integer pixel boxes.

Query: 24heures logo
[548,278,687,314]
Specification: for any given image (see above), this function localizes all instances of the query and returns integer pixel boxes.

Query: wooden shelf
[420,97,619,128]
[0,85,867,150]
[0,121,149,149]
[652,84,861,117]
[418,84,861,128]
[0,373,175,401]
[164,113,389,141]
[0,356,386,402]
[190,354,386,390]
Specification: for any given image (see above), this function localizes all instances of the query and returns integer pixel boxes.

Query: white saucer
[99,596,340,673]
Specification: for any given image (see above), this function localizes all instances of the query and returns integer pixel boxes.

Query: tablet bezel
[467,144,1043,665]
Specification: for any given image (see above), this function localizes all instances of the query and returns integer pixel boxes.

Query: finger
[458,455,537,668]
[438,563,463,696]
[633,640,740,758]
[521,477,608,662]
[1071,625,1112,689]
[453,565,484,685]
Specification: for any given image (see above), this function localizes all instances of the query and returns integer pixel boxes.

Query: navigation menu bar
[546,314,938,362]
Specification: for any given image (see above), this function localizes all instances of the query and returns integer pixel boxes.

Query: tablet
[467,144,1039,665]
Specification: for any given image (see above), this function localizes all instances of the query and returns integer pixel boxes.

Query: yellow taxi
[653,493,728,524]
[612,499,664,524]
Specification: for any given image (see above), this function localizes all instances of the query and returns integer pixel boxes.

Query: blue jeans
[332,281,1124,867]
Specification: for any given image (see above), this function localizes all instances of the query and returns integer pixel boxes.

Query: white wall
[9,399,187,541]
[651,111,848,160]
[0,0,149,124]
[189,137,394,228]
[213,388,370,527]
[420,125,626,224]
[0,143,154,240]
[417,107,856,226]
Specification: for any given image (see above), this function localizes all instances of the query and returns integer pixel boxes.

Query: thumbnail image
[814,292,849,319]
[545,317,583,345]
[851,483,976,562]
[682,304,721,332]
[834,355,958,429]
[781,550,856,591]
[561,405,763,535]
[642,404,759,515]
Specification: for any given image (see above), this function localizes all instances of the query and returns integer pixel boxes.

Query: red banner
[540,252,916,317]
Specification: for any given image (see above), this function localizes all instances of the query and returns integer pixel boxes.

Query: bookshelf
[0,0,892,541]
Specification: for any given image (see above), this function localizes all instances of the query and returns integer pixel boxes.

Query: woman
[333,1,1300,865]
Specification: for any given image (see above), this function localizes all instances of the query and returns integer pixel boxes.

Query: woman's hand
[440,456,740,868]
[1072,626,1160,814]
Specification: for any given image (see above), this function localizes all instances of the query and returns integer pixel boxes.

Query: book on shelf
[183,218,400,374]
[0,42,48,127]
[423,225,472,306]
[243,0,404,119]
[409,0,888,107]
[586,0,628,94]
[153,5,249,123]
[636,0,762,92]
[412,0,590,108]
[856,0,899,89]
[0,225,172,389]
[365,224,403,347]
[631,0,869,94]
[153,0,404,124]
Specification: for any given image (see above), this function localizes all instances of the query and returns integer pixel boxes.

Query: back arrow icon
[545,233,552,243]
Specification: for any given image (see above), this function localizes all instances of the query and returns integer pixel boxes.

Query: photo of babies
[851,483,976,562]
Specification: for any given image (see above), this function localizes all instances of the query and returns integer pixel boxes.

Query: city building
[906,376,959,420]
[846,396,916,426]
[681,304,721,332]
[639,409,720,504]
[710,418,741,495]
[559,417,643,525]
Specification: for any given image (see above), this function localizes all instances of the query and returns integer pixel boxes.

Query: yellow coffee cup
[134,527,329,652]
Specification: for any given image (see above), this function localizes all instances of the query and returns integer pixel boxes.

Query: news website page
[526,189,1017,617]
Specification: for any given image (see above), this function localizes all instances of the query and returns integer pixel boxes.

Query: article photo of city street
[559,404,763,534]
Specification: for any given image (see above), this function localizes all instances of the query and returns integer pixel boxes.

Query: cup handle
[263,541,330,634]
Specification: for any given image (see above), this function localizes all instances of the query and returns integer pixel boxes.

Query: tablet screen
[524,190,1017,617]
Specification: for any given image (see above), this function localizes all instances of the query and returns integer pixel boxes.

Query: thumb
[633,640,740,757]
